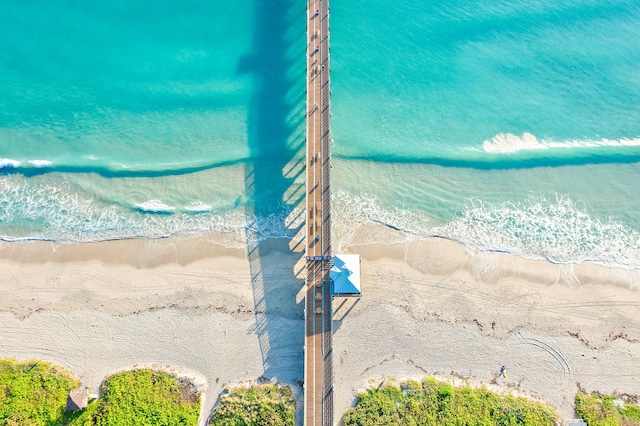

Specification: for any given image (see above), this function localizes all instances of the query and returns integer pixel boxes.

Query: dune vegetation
[575,390,640,426]
[68,369,200,426]
[210,384,295,426]
[344,377,558,426]
[11,355,640,426]
[0,358,80,426]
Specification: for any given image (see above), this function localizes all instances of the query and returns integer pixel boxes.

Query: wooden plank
[304,0,332,424]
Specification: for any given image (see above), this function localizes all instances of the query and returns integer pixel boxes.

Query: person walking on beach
[499,365,507,378]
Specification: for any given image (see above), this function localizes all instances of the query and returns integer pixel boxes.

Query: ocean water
[1,0,640,269]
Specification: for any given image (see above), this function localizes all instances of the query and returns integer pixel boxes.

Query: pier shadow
[332,297,361,333]
[239,0,307,399]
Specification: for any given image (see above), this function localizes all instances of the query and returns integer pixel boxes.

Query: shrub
[0,358,79,426]
[75,369,200,426]
[575,391,640,426]
[344,377,557,426]
[210,384,295,425]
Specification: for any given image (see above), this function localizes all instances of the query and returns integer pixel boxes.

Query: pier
[304,0,333,424]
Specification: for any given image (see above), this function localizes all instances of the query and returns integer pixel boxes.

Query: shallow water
[1,0,640,269]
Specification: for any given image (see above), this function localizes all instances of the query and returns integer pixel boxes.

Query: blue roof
[331,254,361,294]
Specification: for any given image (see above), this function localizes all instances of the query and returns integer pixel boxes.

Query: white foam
[135,200,175,213]
[331,189,433,252]
[330,189,640,273]
[0,175,304,248]
[0,158,21,168]
[28,160,52,168]
[3,174,640,274]
[439,193,640,270]
[483,132,640,154]
[184,201,212,212]
[0,176,274,247]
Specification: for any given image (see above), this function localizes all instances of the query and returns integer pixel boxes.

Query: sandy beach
[1,226,639,424]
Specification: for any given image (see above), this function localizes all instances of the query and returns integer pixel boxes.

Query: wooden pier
[304,0,333,424]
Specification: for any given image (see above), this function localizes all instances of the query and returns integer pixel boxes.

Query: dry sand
[1,226,639,424]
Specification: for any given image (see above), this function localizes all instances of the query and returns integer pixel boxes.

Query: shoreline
[1,227,639,423]
[3,226,640,286]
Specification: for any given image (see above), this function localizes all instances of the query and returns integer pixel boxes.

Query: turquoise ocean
[1,0,640,270]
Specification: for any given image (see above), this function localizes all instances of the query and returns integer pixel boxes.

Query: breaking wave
[0,177,300,246]
[135,200,175,213]
[331,189,434,251]
[439,193,640,270]
[28,160,53,168]
[332,189,640,271]
[0,158,54,169]
[0,158,21,168]
[483,133,640,154]
[2,176,640,271]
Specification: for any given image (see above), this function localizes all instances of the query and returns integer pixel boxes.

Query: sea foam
[0,158,21,168]
[135,200,175,213]
[28,160,53,168]
[439,193,640,270]
[0,176,299,246]
[184,201,212,212]
[2,174,640,273]
[331,189,640,272]
[483,133,640,154]
[331,189,433,251]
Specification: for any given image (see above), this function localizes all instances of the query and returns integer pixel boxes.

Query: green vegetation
[74,369,200,426]
[575,391,640,426]
[344,377,557,426]
[210,384,295,426]
[0,358,80,426]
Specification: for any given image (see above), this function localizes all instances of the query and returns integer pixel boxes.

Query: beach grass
[0,358,79,426]
[344,377,557,426]
[575,390,640,426]
[210,384,295,425]
[71,369,200,426]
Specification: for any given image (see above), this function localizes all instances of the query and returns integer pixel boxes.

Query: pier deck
[304,0,333,424]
